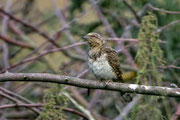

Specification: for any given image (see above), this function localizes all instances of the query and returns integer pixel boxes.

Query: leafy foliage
[136,12,164,85]
[132,12,166,120]
[36,84,68,120]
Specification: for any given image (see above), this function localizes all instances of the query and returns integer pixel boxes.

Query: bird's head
[83,33,106,49]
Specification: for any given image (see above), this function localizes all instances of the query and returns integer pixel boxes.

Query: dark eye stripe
[92,36,99,39]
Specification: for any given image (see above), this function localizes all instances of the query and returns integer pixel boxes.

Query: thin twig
[0,8,85,61]
[52,3,96,40]
[0,90,40,114]
[0,87,38,106]
[52,0,86,56]
[148,4,180,14]
[123,0,141,23]
[0,34,34,49]
[114,95,140,120]
[89,0,116,37]
[173,105,180,120]
[117,42,136,53]
[105,38,138,42]
[89,0,135,67]
[0,8,58,46]
[0,42,86,73]
[0,37,147,73]
[76,69,90,78]
[158,20,180,33]
[64,92,95,120]
[164,65,180,69]
[0,103,89,120]
[1,0,12,70]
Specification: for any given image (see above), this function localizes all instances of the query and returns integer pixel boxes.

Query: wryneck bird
[83,33,136,102]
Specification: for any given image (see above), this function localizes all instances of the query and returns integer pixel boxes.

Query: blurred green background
[0,0,179,120]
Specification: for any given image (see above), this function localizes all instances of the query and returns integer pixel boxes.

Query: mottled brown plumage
[103,47,123,82]
[84,32,123,82]
[83,33,135,102]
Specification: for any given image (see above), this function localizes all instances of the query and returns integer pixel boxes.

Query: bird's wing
[104,47,123,82]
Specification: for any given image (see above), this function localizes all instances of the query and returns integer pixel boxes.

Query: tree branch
[0,103,89,120]
[0,73,179,98]
[0,8,85,61]
[0,88,40,114]
[0,34,34,49]
[0,42,86,73]
[89,0,136,67]
[158,20,180,33]
[148,4,180,14]
[123,0,141,23]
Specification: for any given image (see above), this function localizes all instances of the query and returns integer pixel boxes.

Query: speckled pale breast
[88,53,117,80]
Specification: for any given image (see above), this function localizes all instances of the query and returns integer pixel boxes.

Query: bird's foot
[106,80,112,84]
[103,80,113,86]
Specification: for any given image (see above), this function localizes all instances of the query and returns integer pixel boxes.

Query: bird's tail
[117,72,136,102]
[122,71,137,82]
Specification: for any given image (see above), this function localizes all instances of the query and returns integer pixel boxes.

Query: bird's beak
[82,36,88,40]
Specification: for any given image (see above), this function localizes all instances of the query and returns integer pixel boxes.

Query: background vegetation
[0,0,179,120]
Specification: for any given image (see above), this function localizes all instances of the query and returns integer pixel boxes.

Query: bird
[83,32,136,102]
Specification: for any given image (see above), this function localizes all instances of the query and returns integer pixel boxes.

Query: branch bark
[0,73,179,98]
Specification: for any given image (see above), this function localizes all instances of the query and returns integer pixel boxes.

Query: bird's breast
[88,53,117,80]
